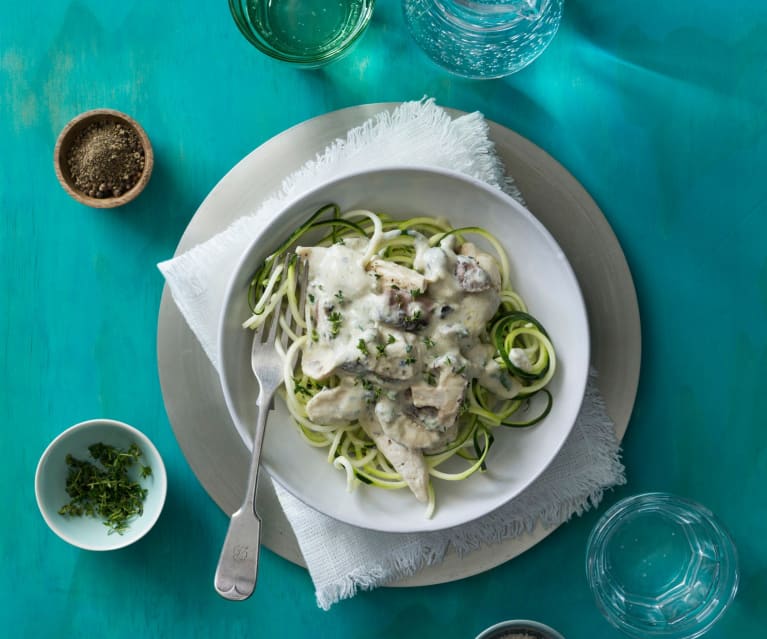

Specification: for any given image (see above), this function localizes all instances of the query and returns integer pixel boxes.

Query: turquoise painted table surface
[3,1,766,637]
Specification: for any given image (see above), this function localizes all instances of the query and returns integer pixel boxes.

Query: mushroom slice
[458,242,501,289]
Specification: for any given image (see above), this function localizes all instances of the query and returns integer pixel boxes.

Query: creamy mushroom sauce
[296,231,524,502]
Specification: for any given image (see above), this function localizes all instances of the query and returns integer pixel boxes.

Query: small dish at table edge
[35,418,167,551]
[53,108,154,209]
[476,618,566,639]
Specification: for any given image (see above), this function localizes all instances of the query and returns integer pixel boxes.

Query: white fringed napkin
[158,99,625,610]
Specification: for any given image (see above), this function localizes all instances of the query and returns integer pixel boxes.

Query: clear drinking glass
[229,0,375,68]
[402,0,563,79]
[585,493,739,639]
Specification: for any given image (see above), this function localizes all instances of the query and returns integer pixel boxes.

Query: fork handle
[213,388,273,601]
[213,505,262,600]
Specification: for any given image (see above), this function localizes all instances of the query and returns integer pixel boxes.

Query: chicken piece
[373,397,449,449]
[360,413,429,503]
[305,380,367,425]
[410,369,468,429]
[369,332,418,380]
[302,340,359,380]
[367,257,427,293]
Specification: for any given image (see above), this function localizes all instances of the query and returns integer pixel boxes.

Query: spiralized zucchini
[243,204,556,517]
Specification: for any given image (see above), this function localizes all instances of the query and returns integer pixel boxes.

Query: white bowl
[218,166,589,533]
[35,419,167,550]
[475,619,566,639]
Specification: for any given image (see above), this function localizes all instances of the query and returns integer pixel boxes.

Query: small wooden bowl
[53,108,154,209]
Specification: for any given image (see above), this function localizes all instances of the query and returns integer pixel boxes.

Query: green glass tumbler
[229,0,375,68]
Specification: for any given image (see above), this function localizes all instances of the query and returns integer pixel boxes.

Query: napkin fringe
[265,97,524,208]
[316,540,448,610]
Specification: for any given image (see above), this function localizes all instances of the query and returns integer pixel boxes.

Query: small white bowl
[475,619,566,639]
[35,419,167,551]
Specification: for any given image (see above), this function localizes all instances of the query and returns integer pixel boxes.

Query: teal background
[2,1,766,637]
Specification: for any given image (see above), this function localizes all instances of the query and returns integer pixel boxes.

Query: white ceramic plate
[216,167,590,533]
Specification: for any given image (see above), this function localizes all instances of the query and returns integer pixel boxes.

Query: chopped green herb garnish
[423,336,435,349]
[357,339,369,356]
[387,334,396,345]
[294,378,313,396]
[328,311,343,337]
[335,290,345,303]
[58,442,151,535]
[308,293,316,304]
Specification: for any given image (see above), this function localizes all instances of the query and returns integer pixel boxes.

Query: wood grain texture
[2,1,766,637]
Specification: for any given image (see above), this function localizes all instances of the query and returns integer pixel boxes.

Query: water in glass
[402,0,563,79]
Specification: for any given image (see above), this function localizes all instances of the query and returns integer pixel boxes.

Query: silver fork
[214,253,305,601]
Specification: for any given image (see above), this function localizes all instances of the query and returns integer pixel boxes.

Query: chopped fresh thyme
[294,378,317,396]
[357,339,369,356]
[423,336,435,349]
[58,442,151,535]
[328,311,343,337]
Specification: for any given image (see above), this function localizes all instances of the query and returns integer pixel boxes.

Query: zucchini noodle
[243,204,556,517]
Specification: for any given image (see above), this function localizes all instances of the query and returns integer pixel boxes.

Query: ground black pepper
[66,120,145,198]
